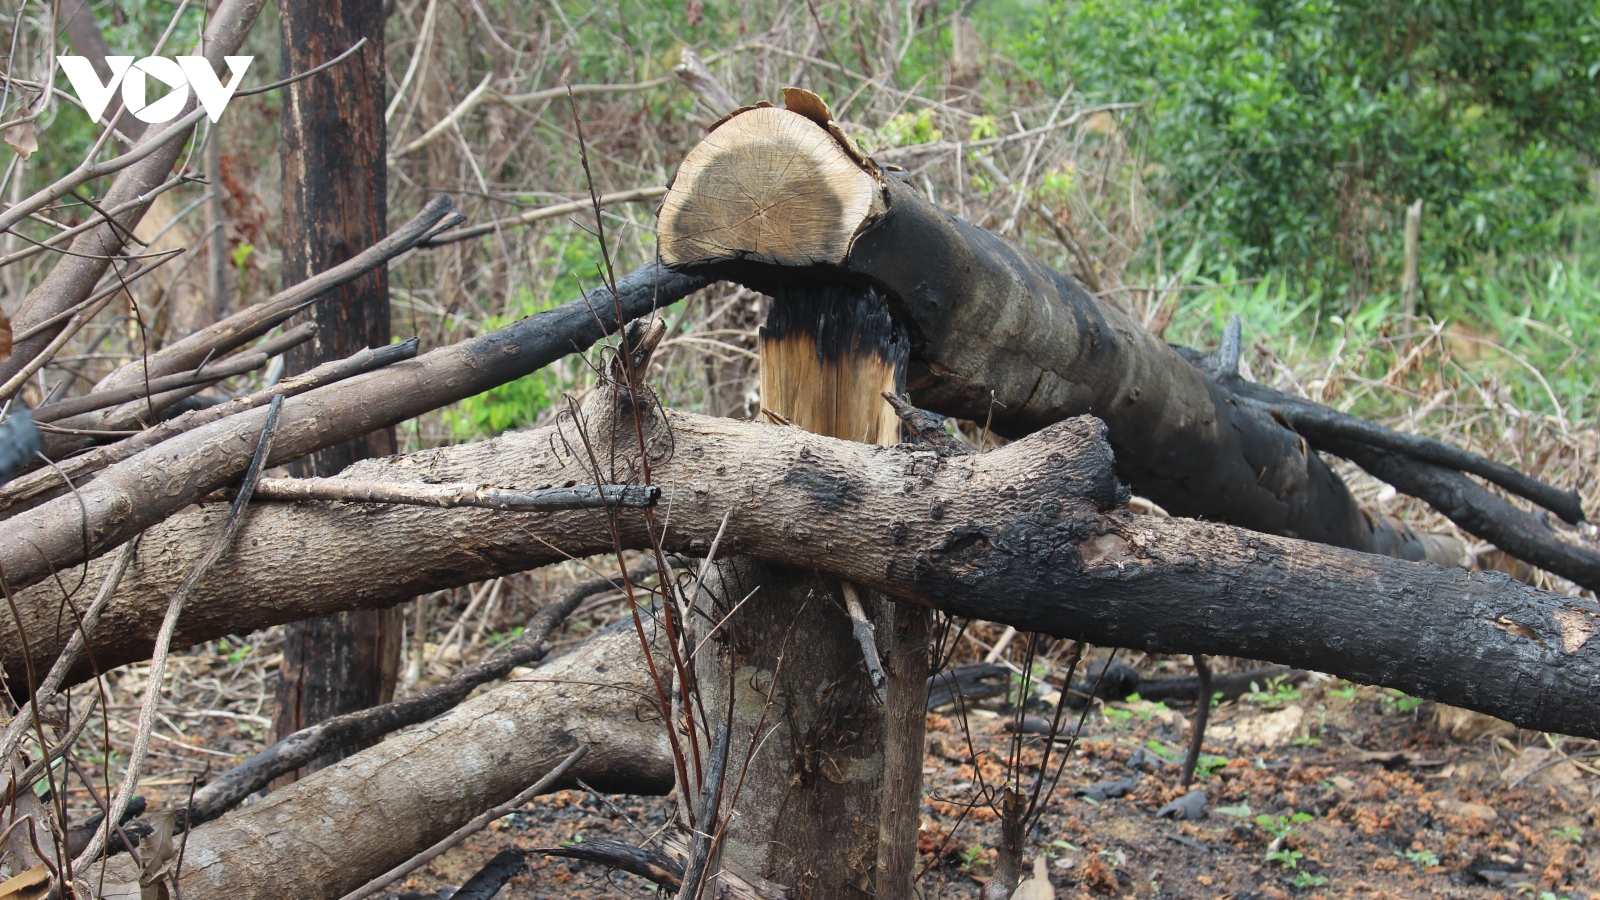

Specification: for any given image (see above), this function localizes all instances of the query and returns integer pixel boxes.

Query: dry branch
[87,195,454,394]
[0,0,267,389]
[93,623,674,900]
[0,261,706,592]
[179,562,664,826]
[242,478,658,512]
[417,187,667,247]
[0,340,416,515]
[10,386,1599,740]
[30,322,314,424]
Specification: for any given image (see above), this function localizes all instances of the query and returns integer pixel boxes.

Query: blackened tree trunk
[272,0,401,777]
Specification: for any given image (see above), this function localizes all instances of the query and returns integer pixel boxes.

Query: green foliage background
[996,0,1597,307]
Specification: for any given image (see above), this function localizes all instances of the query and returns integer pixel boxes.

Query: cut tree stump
[682,281,926,898]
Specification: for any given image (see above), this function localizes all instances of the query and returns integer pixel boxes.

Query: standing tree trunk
[688,283,929,898]
[272,0,401,778]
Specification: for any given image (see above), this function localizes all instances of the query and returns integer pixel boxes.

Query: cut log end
[658,106,880,268]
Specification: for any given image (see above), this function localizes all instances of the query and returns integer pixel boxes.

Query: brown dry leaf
[1500,747,1585,793]
[137,807,180,899]
[1078,853,1117,894]
[0,307,11,361]
[4,121,36,160]
[0,864,49,900]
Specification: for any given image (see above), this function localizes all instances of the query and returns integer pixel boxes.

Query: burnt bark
[681,177,1413,556]
[654,101,1578,582]
[272,0,399,776]
[9,389,1599,740]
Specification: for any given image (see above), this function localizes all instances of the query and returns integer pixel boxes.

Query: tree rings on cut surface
[658,106,881,267]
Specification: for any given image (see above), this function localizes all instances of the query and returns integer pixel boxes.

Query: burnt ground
[373,670,1598,900]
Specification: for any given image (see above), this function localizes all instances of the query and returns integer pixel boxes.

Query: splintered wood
[758,318,903,446]
[657,106,879,267]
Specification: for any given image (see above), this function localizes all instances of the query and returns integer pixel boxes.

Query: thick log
[654,95,1574,580]
[657,99,1393,553]
[181,563,661,825]
[9,386,1599,739]
[94,622,675,900]
[0,262,706,593]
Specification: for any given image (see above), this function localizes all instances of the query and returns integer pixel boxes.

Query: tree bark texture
[655,101,1440,560]
[691,560,893,896]
[271,0,398,775]
[10,389,1599,740]
[0,0,266,388]
[94,622,675,900]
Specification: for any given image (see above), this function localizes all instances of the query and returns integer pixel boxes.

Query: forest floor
[79,632,1599,900]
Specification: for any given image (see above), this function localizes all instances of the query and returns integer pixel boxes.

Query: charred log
[7,385,1599,739]
[654,91,1582,582]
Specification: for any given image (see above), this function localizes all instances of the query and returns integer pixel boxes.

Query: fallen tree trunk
[92,621,675,900]
[177,561,662,826]
[10,384,1600,739]
[0,262,706,593]
[654,92,1589,584]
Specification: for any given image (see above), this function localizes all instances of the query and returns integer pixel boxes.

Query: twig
[1179,654,1212,787]
[238,478,659,512]
[390,71,493,158]
[234,36,368,98]
[418,187,668,247]
[532,839,683,889]
[0,539,136,769]
[0,107,209,237]
[841,581,887,694]
[677,722,730,900]
[74,395,282,867]
[14,691,100,790]
[10,250,182,345]
[93,195,454,394]
[335,744,588,900]
[31,324,312,423]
